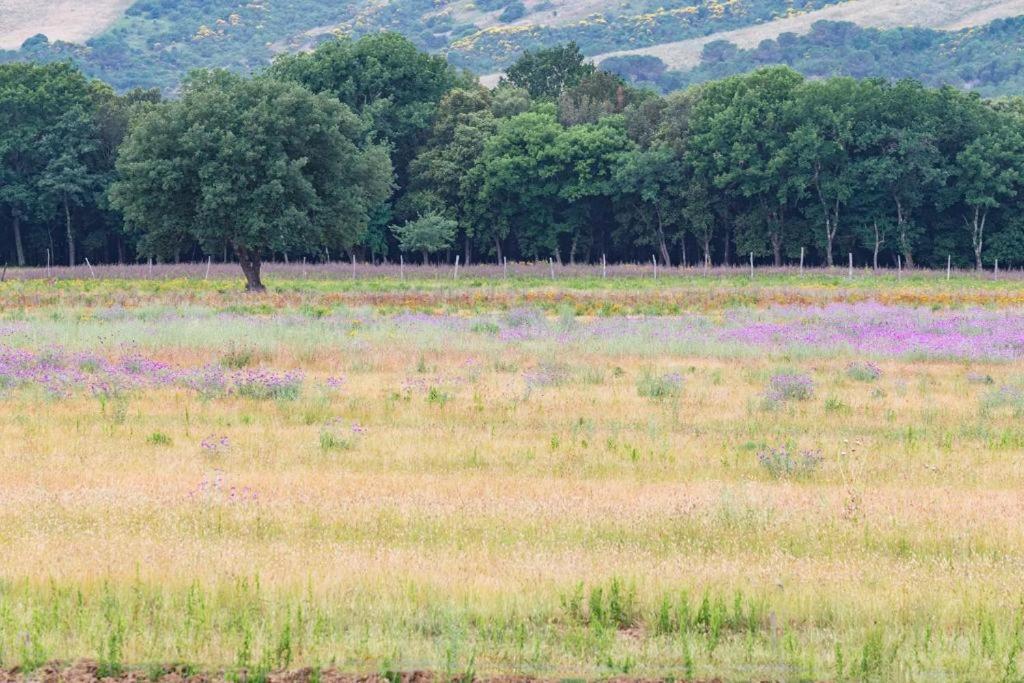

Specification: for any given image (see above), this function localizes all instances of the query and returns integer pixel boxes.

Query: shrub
[637,371,683,399]
[146,432,172,446]
[757,446,823,479]
[846,361,882,382]
[320,419,364,451]
[980,385,1024,414]
[427,386,451,405]
[220,344,263,369]
[233,370,303,401]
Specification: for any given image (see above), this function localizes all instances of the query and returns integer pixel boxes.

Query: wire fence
[0,258,1020,282]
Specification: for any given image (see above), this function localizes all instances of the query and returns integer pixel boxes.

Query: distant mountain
[3,0,1024,93]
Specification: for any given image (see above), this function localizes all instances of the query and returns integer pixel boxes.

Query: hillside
[3,0,1024,93]
[593,0,1024,69]
[601,16,1024,97]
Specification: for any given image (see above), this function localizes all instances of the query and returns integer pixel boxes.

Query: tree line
[4,36,1024,289]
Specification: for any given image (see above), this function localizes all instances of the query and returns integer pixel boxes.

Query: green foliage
[269,33,459,180]
[391,213,458,263]
[636,371,683,400]
[503,42,595,100]
[0,62,149,268]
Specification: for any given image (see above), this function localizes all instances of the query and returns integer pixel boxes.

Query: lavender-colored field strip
[0,345,304,399]
[386,303,1024,362]
[1,303,1022,399]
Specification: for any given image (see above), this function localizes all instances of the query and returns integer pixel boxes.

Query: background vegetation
[6,37,1024,288]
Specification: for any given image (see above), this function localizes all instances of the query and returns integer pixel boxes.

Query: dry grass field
[0,270,1023,680]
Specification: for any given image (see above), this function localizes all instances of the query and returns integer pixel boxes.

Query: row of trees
[4,37,1024,289]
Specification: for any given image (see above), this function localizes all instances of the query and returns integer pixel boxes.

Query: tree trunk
[464,233,471,267]
[872,222,883,271]
[64,195,75,267]
[11,212,25,267]
[815,168,840,268]
[894,197,914,269]
[970,207,987,271]
[422,249,429,266]
[235,245,265,292]
[702,237,712,270]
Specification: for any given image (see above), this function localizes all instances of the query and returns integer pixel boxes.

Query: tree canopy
[7,37,1024,289]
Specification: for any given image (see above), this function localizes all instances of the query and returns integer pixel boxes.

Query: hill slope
[3,0,1024,93]
[593,0,1024,69]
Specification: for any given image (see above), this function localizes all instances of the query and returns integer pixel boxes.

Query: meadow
[1,267,1023,681]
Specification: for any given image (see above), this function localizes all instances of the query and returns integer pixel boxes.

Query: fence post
[549,258,554,280]
[205,256,212,281]
[602,254,607,279]
[995,259,999,281]
[800,247,805,275]
[848,253,853,279]
[400,254,404,281]
[652,255,658,279]
[898,255,902,280]
[947,255,951,281]
[750,252,754,278]
[454,255,460,280]
[351,253,356,280]
[503,257,508,279]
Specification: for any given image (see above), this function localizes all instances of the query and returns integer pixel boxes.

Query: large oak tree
[110,70,392,291]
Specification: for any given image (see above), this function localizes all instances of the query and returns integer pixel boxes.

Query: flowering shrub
[201,435,231,455]
[232,369,303,400]
[319,419,365,451]
[767,372,814,402]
